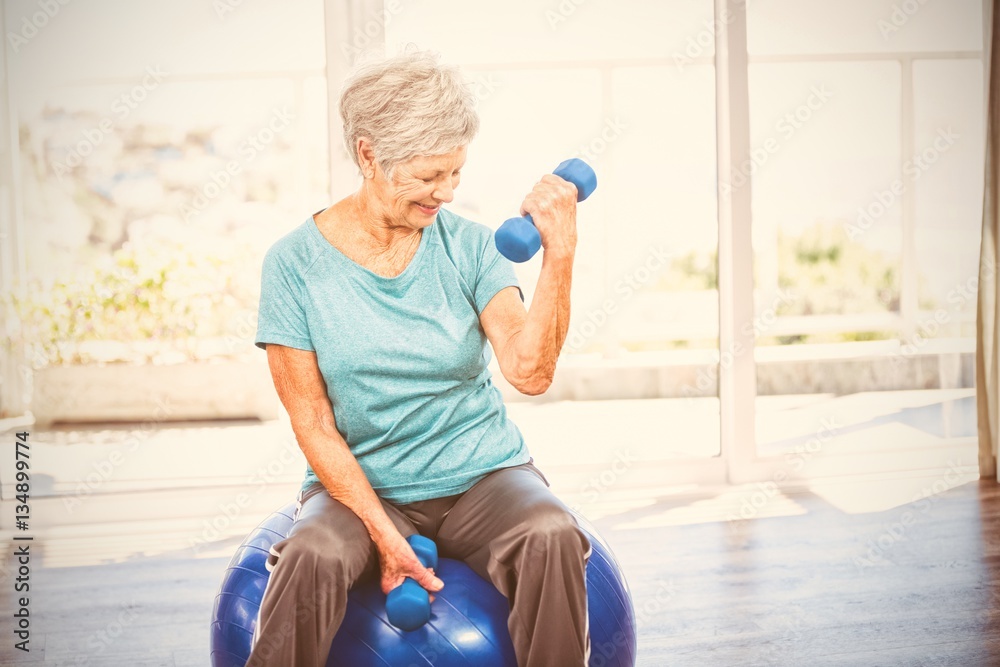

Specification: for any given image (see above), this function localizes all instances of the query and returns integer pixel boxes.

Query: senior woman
[248,50,590,667]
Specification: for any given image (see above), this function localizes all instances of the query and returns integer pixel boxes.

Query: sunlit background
[0,1,991,663]
[0,0,983,487]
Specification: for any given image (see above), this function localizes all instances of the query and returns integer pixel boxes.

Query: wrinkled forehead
[398,145,469,174]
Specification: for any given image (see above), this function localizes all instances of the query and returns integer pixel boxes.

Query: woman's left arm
[480,174,578,396]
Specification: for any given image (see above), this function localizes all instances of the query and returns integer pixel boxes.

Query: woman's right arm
[265,343,444,597]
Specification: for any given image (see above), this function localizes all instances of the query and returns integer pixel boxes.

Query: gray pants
[246,461,591,667]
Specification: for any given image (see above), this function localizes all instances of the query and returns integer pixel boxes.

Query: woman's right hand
[375,532,444,598]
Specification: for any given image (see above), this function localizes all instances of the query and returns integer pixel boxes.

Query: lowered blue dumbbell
[494,158,598,263]
[385,534,438,632]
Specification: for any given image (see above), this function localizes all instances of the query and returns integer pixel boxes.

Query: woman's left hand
[520,173,579,258]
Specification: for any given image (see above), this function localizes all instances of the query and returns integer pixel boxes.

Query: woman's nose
[433,179,455,203]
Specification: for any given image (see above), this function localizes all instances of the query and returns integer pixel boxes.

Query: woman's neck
[309,189,424,279]
[346,185,421,251]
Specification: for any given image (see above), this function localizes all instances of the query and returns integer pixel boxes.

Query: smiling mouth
[415,203,440,214]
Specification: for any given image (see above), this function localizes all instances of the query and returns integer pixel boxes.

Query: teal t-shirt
[254,207,530,503]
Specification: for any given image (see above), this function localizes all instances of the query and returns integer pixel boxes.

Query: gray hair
[339,50,480,178]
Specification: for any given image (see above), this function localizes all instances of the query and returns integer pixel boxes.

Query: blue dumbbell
[494,158,598,263]
[385,534,438,631]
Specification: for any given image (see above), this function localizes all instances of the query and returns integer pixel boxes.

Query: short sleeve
[254,247,315,351]
[473,231,524,315]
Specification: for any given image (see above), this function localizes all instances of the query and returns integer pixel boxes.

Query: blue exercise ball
[211,503,636,667]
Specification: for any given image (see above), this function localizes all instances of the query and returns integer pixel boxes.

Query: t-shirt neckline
[307,211,434,285]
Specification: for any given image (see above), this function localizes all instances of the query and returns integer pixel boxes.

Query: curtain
[978,0,999,479]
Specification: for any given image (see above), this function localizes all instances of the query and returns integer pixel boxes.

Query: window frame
[322,0,984,488]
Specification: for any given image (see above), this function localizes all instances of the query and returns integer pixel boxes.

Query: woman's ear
[356,137,376,179]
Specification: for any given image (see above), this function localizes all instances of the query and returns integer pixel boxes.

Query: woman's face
[375,145,467,228]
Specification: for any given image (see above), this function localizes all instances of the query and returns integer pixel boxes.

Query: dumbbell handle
[385,535,438,632]
[494,158,598,263]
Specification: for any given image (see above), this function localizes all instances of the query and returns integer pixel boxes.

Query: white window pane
[603,64,719,349]
[913,59,985,319]
[746,5,981,459]
[612,66,718,266]
[13,0,331,355]
[21,76,329,278]
[384,0,714,64]
[750,61,903,318]
[748,0,983,56]
[6,0,325,89]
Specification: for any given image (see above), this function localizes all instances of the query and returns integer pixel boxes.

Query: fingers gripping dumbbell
[494,158,598,263]
[385,535,438,631]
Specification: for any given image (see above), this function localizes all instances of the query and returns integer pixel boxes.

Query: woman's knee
[520,502,590,555]
[276,521,373,580]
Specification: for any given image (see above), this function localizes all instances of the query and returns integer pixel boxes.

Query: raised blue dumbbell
[385,534,438,631]
[494,158,598,263]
